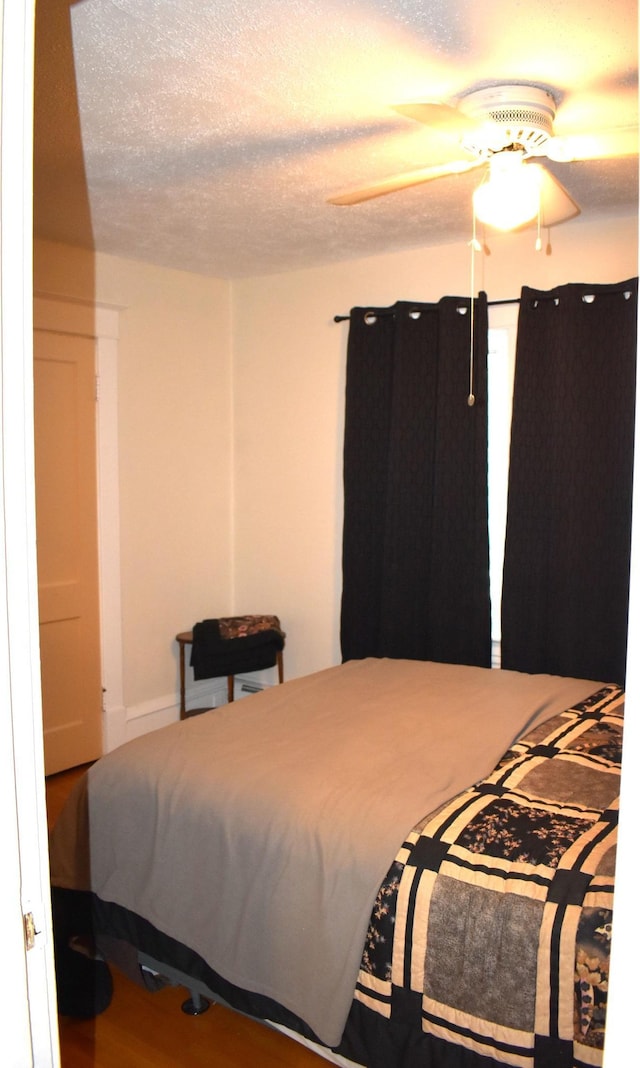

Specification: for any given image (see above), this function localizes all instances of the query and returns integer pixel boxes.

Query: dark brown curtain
[340,296,491,667]
[501,278,638,685]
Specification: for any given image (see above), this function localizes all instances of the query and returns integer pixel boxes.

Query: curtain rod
[333,297,519,323]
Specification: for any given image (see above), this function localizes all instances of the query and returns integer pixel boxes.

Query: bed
[49,657,622,1068]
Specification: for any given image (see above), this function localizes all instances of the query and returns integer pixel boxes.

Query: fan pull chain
[467,211,481,407]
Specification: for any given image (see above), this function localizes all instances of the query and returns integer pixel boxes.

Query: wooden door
[34,328,103,775]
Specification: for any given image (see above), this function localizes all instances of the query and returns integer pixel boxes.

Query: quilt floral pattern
[354,684,622,1067]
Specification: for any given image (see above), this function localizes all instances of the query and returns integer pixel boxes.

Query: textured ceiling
[33,0,639,278]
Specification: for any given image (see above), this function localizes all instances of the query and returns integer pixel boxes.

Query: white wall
[33,215,638,716]
[34,240,234,723]
[94,253,234,710]
[233,214,639,681]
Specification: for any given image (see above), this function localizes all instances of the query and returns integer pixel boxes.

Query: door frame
[1,0,60,1061]
[34,295,126,754]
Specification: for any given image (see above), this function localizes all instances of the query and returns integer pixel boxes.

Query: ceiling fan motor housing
[458,84,557,157]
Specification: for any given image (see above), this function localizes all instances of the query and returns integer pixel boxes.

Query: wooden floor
[46,766,328,1068]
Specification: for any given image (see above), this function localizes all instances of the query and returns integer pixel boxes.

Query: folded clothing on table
[190,615,285,680]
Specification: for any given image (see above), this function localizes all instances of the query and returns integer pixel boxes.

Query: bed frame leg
[181,991,211,1015]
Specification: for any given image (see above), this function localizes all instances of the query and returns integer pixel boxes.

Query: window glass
[488,305,518,661]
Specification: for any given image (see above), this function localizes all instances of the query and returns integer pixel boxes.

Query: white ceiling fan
[328,83,638,230]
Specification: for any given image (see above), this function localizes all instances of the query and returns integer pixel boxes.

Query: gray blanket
[49,658,602,1046]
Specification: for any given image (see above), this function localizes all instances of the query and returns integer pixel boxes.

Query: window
[487,304,518,666]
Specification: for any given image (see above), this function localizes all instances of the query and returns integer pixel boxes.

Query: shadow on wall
[33,0,96,300]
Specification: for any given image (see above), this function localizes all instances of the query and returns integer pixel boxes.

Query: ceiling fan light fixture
[473,151,541,231]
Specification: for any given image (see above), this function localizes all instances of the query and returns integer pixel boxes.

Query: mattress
[49,658,618,1065]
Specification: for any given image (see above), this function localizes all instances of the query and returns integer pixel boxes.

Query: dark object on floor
[52,886,113,1018]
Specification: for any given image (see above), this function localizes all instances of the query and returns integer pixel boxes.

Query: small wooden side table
[176,630,284,719]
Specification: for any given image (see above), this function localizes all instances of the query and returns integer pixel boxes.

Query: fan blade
[392,102,479,135]
[534,164,581,227]
[328,158,485,206]
[546,125,638,162]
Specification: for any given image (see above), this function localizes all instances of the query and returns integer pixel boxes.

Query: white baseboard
[103,673,276,752]
[102,703,128,753]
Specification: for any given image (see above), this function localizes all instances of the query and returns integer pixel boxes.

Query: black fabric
[190,621,284,680]
[340,297,491,667]
[76,891,512,1067]
[51,887,113,1018]
[88,891,327,1044]
[501,279,637,685]
[339,992,504,1068]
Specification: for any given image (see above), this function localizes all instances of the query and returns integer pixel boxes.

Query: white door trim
[1,0,60,1062]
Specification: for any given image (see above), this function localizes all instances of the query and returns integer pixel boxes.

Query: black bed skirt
[52,887,503,1068]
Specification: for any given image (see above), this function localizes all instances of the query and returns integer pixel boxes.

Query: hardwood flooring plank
[56,953,327,1066]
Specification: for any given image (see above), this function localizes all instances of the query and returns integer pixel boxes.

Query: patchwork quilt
[353,684,622,1068]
